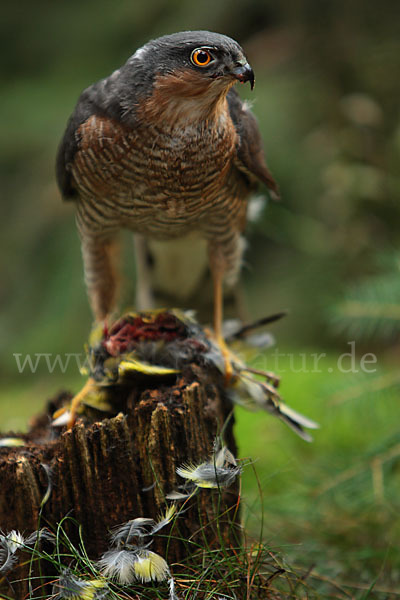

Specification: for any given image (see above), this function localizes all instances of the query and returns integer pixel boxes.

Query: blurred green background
[1,0,400,596]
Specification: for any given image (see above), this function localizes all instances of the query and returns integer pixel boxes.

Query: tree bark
[0,361,240,597]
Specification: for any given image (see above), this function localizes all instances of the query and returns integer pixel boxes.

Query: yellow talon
[52,405,68,420]
[216,335,234,384]
[67,377,97,429]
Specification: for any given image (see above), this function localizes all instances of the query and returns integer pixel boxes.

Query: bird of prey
[56,30,278,376]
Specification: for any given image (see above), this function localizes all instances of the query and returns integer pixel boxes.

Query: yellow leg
[212,267,234,383]
[67,377,97,429]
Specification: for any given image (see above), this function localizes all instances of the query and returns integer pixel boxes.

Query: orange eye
[190,48,212,67]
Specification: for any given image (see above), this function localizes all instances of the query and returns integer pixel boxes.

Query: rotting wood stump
[0,311,241,597]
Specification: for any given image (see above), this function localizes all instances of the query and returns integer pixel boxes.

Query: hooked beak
[231,63,255,90]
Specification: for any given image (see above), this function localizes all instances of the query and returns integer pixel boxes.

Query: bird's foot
[215,334,236,385]
[67,378,97,428]
[52,378,97,429]
[240,365,280,388]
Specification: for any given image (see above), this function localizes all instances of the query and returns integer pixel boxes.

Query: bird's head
[126,31,254,123]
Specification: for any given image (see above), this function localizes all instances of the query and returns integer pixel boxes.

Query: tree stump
[0,317,241,598]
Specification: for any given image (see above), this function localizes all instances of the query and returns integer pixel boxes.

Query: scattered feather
[98,547,170,585]
[229,368,319,441]
[133,549,170,583]
[176,462,241,489]
[168,576,180,600]
[1,530,24,554]
[215,446,237,468]
[98,548,136,584]
[109,518,155,547]
[118,358,179,377]
[225,312,286,342]
[24,528,56,546]
[0,546,18,575]
[52,410,72,427]
[165,489,195,501]
[52,569,108,599]
[176,446,242,489]
[151,504,177,534]
[0,437,25,447]
[0,530,26,574]
[40,463,53,507]
[243,331,275,349]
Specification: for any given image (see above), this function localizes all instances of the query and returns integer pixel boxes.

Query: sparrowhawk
[56,30,279,374]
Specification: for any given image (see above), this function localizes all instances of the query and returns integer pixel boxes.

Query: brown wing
[56,62,150,200]
[227,88,280,200]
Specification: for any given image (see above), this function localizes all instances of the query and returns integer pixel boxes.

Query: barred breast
[72,112,249,240]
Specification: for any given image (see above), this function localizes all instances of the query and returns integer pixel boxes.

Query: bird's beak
[231,63,255,90]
